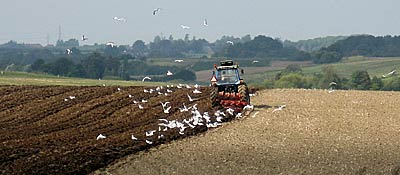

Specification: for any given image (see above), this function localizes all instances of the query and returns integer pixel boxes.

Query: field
[0,85,227,174]
[247,57,400,83]
[101,89,400,175]
[196,60,314,82]
[0,71,164,86]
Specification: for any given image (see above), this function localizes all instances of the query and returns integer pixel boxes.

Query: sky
[0,0,399,45]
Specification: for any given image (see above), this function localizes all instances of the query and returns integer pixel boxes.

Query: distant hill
[312,35,400,64]
[283,36,348,52]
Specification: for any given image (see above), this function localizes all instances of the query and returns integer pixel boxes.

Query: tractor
[210,60,250,111]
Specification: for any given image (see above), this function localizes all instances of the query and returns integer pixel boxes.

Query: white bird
[133,100,138,104]
[181,25,190,29]
[187,93,195,102]
[203,18,208,26]
[226,41,234,45]
[113,16,127,22]
[142,76,151,82]
[329,82,337,86]
[174,59,184,63]
[185,84,191,89]
[82,35,88,41]
[141,99,148,103]
[146,130,156,137]
[69,96,76,99]
[382,70,396,78]
[226,108,235,116]
[243,105,254,111]
[252,60,259,63]
[144,89,149,93]
[138,104,144,109]
[159,119,168,123]
[145,140,153,144]
[153,8,161,15]
[64,98,68,102]
[235,113,243,118]
[166,89,173,93]
[179,103,189,112]
[193,89,202,94]
[131,135,138,140]
[158,134,165,139]
[167,71,173,76]
[117,88,121,91]
[272,105,286,113]
[66,49,72,55]
[106,42,116,47]
[160,101,170,108]
[157,92,163,95]
[128,94,133,98]
[163,106,172,114]
[251,111,260,118]
[194,84,199,89]
[96,134,106,140]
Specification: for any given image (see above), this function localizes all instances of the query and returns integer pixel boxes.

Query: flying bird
[145,140,153,144]
[226,41,234,45]
[193,89,202,94]
[146,130,156,137]
[272,105,286,113]
[66,49,72,55]
[181,25,190,29]
[106,42,116,47]
[96,134,106,140]
[203,19,208,26]
[113,16,127,22]
[81,35,88,41]
[174,59,184,63]
[187,93,194,102]
[138,104,144,109]
[153,8,162,15]
[252,60,259,63]
[142,76,151,82]
[167,71,173,76]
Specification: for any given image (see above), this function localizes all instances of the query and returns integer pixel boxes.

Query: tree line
[311,35,400,64]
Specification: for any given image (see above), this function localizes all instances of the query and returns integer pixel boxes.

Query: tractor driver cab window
[218,69,237,83]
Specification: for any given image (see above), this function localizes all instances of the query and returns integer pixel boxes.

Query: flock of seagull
[89,84,255,144]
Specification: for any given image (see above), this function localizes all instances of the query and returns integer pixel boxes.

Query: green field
[246,56,400,84]
[0,71,165,86]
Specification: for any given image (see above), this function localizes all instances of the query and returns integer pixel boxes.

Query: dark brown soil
[0,85,216,175]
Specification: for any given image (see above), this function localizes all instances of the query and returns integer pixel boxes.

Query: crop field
[0,85,237,174]
[248,57,400,83]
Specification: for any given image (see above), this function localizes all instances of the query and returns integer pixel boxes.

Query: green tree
[82,53,106,79]
[30,59,45,72]
[47,57,75,76]
[319,65,341,89]
[351,70,371,90]
[274,73,310,88]
[370,76,383,90]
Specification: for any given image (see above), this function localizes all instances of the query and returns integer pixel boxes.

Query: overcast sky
[1,0,399,45]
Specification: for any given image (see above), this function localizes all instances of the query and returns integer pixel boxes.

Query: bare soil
[101,89,400,175]
[0,85,216,175]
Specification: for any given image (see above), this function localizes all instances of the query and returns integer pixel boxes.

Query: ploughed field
[0,85,224,175]
[102,89,400,175]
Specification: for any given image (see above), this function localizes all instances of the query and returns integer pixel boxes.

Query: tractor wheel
[238,84,250,105]
[210,86,219,107]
